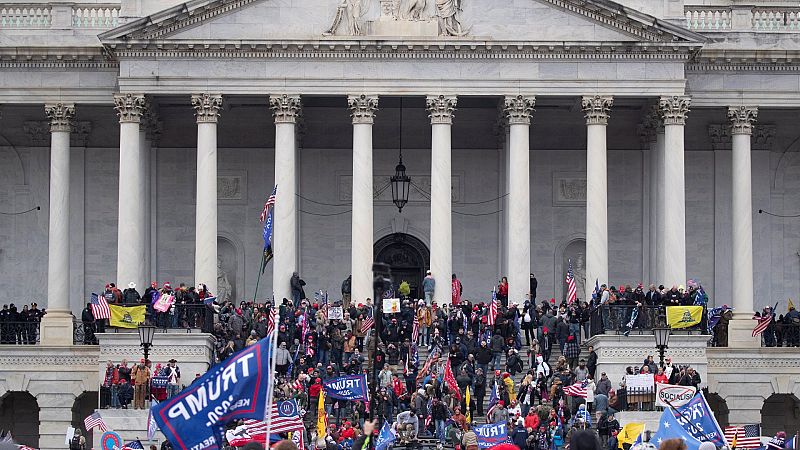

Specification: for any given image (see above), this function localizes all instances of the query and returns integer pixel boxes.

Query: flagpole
[265,309,279,444]
[253,250,266,302]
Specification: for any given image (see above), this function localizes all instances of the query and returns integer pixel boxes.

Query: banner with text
[151,337,272,450]
[323,374,369,402]
[666,306,704,329]
[474,422,510,449]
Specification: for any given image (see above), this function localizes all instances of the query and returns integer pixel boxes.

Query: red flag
[443,358,462,401]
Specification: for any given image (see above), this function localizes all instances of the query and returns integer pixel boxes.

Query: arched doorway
[703,390,729,428]
[374,233,430,299]
[0,392,39,447]
[72,392,99,450]
[761,394,800,437]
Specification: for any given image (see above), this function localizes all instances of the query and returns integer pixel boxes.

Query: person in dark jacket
[586,345,598,379]
[81,303,97,344]
[122,282,141,305]
[512,418,529,449]
[530,273,538,301]
[290,272,306,307]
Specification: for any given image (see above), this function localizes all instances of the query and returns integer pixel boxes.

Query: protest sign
[625,373,654,390]
[328,306,343,320]
[383,298,400,314]
[656,383,697,408]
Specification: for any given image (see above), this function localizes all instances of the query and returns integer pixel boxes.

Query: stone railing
[686,5,800,32]
[0,3,119,29]
[72,5,118,28]
[0,5,51,28]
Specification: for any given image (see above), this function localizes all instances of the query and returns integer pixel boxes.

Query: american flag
[89,293,110,320]
[84,411,108,432]
[360,316,374,334]
[752,312,773,337]
[565,259,577,304]
[227,401,304,447]
[412,311,419,343]
[488,287,498,327]
[259,185,277,222]
[486,381,500,422]
[266,305,277,336]
[725,425,761,449]
[563,380,589,398]
[415,347,440,383]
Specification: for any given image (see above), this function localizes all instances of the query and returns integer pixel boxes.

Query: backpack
[69,436,82,450]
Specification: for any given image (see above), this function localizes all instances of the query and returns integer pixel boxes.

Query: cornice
[688,62,800,72]
[106,40,698,61]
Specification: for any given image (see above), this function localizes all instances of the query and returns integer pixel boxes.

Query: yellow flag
[666,306,703,329]
[465,386,471,423]
[109,305,147,328]
[789,299,795,310]
[317,390,327,439]
[618,422,645,449]
[731,430,738,449]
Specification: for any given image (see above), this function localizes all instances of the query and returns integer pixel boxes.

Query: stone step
[92,408,164,446]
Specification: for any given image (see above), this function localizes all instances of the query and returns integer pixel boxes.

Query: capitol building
[1,0,800,447]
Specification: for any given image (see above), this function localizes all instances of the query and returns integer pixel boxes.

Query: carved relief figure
[402,0,427,20]
[327,0,369,35]
[574,253,586,301]
[435,0,468,36]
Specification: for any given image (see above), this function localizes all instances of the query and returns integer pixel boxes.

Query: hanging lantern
[391,156,411,212]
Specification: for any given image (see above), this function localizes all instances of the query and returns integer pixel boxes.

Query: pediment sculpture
[326,0,469,37]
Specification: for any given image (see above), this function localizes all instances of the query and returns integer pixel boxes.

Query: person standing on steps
[423,270,436,305]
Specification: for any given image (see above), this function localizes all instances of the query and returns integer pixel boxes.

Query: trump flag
[150,337,272,450]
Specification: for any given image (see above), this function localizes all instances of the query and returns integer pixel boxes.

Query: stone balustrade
[0,1,119,29]
[686,4,800,31]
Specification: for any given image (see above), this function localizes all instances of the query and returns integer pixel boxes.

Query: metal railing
[589,304,707,337]
[0,321,40,344]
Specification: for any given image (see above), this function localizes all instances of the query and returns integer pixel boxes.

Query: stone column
[658,96,690,288]
[582,95,613,302]
[38,392,77,450]
[426,95,457,305]
[348,95,378,305]
[655,125,666,285]
[113,94,147,292]
[727,106,759,348]
[504,95,535,304]
[639,106,660,285]
[41,103,75,346]
[270,95,301,301]
[191,94,222,294]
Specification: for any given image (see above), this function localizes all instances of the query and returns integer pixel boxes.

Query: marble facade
[1,0,800,445]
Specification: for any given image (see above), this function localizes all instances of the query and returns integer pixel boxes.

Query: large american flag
[563,380,589,398]
[84,411,108,432]
[90,293,111,320]
[488,287,498,327]
[752,312,773,337]
[725,424,761,449]
[244,400,304,434]
[360,316,374,334]
[259,185,277,223]
[565,259,577,304]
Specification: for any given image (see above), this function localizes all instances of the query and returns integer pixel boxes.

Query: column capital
[192,94,223,124]
[113,93,146,124]
[504,95,536,125]
[270,94,302,124]
[44,103,75,132]
[426,95,457,125]
[659,95,691,126]
[581,95,613,125]
[728,106,758,135]
[347,94,379,124]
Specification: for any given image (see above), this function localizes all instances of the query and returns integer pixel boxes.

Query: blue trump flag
[150,337,272,450]
[261,185,276,273]
[322,374,370,402]
[375,420,397,450]
[672,392,728,448]
[474,422,510,449]
[650,407,703,450]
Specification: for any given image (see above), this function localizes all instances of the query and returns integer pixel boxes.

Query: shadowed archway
[374,233,430,299]
[0,392,39,447]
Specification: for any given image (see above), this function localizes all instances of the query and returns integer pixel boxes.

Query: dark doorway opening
[0,392,39,447]
[374,233,430,299]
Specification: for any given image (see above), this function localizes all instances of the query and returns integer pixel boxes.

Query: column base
[727,317,760,349]
[40,312,74,346]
